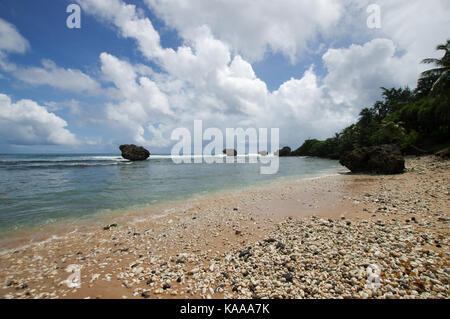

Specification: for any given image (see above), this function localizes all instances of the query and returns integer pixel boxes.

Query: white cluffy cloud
[11,59,102,94]
[145,0,344,63]
[0,93,78,146]
[0,18,29,54]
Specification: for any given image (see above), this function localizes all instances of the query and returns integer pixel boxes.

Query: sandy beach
[0,156,448,299]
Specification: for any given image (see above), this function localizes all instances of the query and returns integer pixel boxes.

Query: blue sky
[0,0,449,153]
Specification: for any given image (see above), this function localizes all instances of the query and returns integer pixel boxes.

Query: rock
[275,147,292,157]
[282,273,293,283]
[119,144,150,161]
[239,249,251,258]
[188,268,200,275]
[103,224,117,230]
[223,149,237,156]
[339,144,405,174]
[258,151,268,156]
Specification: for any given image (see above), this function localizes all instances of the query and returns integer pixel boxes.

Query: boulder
[275,146,292,157]
[339,144,405,174]
[223,149,237,156]
[119,144,150,161]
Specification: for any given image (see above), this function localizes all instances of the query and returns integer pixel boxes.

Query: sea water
[0,154,344,235]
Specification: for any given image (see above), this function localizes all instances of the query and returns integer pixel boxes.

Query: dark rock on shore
[103,223,118,230]
[339,144,405,174]
[275,146,292,157]
[223,149,237,156]
[120,144,150,161]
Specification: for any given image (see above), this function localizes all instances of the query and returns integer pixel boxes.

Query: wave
[0,156,128,163]
[0,155,132,170]
[2,162,134,170]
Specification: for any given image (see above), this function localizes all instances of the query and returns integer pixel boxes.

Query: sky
[0,0,449,154]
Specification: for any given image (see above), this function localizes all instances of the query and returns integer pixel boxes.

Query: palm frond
[421,58,441,65]
[436,40,450,51]
[421,41,450,96]
[421,58,443,65]
[430,70,450,95]
[421,67,447,77]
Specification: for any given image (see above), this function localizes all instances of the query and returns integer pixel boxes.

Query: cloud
[44,99,83,115]
[0,93,78,146]
[77,0,163,60]
[97,38,406,148]
[144,0,344,63]
[0,18,29,54]
[380,0,450,63]
[268,38,416,141]
[339,0,450,86]
[322,39,414,107]
[8,59,102,94]
[100,52,174,144]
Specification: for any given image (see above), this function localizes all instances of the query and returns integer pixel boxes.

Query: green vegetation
[292,40,450,158]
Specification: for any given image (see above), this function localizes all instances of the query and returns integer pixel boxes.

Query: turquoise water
[0,154,344,234]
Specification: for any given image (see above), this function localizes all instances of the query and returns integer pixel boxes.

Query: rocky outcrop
[119,144,150,161]
[339,144,405,174]
[223,149,237,156]
[275,147,292,157]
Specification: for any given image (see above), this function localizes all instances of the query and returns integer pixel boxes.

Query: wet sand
[0,156,448,299]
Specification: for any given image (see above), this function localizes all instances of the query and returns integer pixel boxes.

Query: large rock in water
[275,146,292,157]
[119,144,150,161]
[339,145,405,174]
[223,149,237,156]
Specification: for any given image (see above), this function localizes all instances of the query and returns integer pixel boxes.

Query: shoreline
[0,156,448,299]
[0,166,344,254]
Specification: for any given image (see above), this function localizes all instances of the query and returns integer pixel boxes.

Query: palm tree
[420,40,450,96]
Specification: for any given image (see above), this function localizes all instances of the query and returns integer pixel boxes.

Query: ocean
[0,154,344,236]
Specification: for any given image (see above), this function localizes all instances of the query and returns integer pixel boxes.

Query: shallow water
[0,154,344,235]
